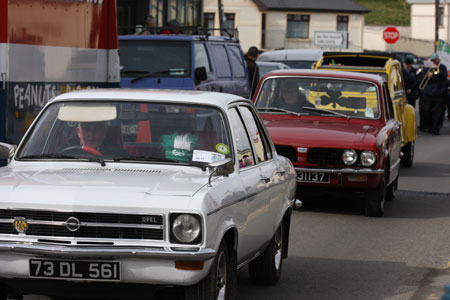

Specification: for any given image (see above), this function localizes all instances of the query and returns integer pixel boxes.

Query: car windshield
[255,77,380,120]
[17,101,231,166]
[119,40,191,77]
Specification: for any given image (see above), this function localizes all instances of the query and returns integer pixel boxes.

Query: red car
[253,69,402,217]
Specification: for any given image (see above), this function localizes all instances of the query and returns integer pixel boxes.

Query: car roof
[261,69,385,85]
[49,89,247,109]
[258,49,324,62]
[256,61,289,67]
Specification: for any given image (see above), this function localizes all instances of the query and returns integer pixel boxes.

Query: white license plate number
[297,171,330,183]
[29,259,120,281]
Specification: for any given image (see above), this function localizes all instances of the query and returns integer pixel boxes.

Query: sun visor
[57,104,117,122]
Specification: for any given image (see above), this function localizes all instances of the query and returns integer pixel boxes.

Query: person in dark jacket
[418,53,448,135]
[403,58,419,107]
[245,46,260,99]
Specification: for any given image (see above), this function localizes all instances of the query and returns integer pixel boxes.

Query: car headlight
[360,151,376,167]
[342,149,357,165]
[171,214,202,244]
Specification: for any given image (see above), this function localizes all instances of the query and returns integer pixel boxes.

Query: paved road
[24,121,450,300]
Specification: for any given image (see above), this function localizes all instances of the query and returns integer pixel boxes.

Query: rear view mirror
[0,143,15,161]
[195,67,207,84]
[208,158,234,186]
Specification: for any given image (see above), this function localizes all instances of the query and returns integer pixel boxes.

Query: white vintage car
[0,89,297,300]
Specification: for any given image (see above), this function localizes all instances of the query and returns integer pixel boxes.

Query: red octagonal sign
[383,26,400,44]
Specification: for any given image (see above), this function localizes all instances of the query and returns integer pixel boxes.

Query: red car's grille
[307,148,343,166]
[275,145,298,162]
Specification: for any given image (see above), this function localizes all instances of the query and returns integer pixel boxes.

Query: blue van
[118,34,251,98]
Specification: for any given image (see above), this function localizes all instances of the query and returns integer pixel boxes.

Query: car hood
[0,164,208,211]
[263,118,380,148]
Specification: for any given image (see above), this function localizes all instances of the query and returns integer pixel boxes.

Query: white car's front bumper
[0,242,215,286]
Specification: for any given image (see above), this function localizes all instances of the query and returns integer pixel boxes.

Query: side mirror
[0,143,15,161]
[195,66,207,84]
[208,158,234,186]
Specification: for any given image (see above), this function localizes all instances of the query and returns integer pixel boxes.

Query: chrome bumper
[295,167,384,175]
[0,241,216,261]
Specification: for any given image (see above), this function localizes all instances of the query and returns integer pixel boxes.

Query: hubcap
[216,251,227,300]
[274,225,283,271]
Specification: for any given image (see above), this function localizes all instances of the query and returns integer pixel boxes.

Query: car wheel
[248,222,284,285]
[365,172,386,217]
[386,175,398,201]
[185,240,236,300]
[401,141,414,168]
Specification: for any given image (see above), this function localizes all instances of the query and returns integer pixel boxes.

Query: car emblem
[65,217,81,232]
[13,217,28,233]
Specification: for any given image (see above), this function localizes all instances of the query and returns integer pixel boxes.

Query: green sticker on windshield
[216,143,230,155]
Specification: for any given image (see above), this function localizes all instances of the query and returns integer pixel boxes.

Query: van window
[194,43,211,73]
[227,45,246,78]
[210,44,232,78]
[119,40,191,77]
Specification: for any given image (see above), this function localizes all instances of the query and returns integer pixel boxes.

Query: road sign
[383,27,400,44]
[314,31,348,48]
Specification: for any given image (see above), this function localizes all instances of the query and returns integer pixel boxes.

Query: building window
[286,15,310,38]
[337,15,349,31]
[439,6,444,26]
[223,13,235,36]
[204,13,215,31]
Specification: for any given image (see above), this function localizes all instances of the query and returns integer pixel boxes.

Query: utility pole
[218,0,224,36]
[435,0,439,51]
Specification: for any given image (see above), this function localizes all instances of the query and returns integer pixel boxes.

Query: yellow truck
[314,52,417,167]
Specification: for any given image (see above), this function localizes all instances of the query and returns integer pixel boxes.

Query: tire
[365,172,386,217]
[185,240,236,300]
[401,141,414,168]
[386,176,398,201]
[248,222,284,285]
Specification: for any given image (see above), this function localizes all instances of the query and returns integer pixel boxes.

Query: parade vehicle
[0,89,297,300]
[118,30,251,98]
[253,69,402,217]
[314,52,417,167]
[257,48,324,69]
[0,0,120,146]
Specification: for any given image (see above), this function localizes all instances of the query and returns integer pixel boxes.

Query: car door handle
[260,177,271,183]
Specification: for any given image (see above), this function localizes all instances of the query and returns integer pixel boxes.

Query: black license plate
[297,171,330,183]
[29,259,120,281]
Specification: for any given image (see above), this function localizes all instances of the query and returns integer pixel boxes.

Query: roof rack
[120,26,239,41]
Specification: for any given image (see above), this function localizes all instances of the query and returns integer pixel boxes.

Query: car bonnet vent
[62,168,162,173]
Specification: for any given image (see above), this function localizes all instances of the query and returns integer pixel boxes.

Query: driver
[77,121,124,156]
[279,81,315,112]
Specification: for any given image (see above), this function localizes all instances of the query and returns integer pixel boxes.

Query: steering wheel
[61,145,102,156]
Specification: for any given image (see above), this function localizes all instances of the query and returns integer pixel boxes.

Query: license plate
[29,259,120,281]
[297,171,330,183]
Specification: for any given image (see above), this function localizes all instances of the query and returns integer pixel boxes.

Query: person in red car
[279,81,315,112]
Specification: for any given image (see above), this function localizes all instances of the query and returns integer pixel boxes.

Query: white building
[408,0,450,43]
[203,0,369,52]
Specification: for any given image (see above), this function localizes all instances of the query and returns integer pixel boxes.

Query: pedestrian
[245,46,260,99]
[160,19,182,34]
[140,15,157,35]
[402,58,419,107]
[417,52,447,135]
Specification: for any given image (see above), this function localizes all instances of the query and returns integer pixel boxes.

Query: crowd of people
[403,52,449,135]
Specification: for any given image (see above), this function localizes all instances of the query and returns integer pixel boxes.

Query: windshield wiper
[257,107,303,117]
[113,156,207,170]
[302,107,350,119]
[130,69,186,83]
[120,70,150,75]
[20,154,106,167]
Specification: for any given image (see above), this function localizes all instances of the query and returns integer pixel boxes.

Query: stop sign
[383,27,400,44]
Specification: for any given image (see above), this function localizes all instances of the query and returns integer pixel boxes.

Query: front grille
[0,209,164,241]
[275,145,298,162]
[307,148,343,166]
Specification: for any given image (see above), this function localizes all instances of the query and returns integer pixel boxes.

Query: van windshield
[119,40,191,77]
